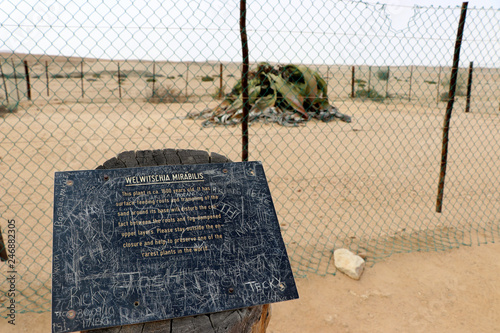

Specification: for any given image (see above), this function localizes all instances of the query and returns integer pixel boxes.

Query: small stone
[334,248,365,280]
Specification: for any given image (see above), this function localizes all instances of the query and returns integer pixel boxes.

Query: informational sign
[52,161,298,333]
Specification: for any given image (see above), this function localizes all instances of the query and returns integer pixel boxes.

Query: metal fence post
[24,60,31,101]
[436,1,469,213]
[409,65,413,101]
[465,61,473,113]
[219,63,223,99]
[385,66,390,98]
[45,60,50,97]
[152,61,156,96]
[240,0,249,162]
[81,61,84,98]
[117,62,122,99]
[436,66,442,104]
[1,61,9,104]
[11,59,19,102]
[351,66,355,98]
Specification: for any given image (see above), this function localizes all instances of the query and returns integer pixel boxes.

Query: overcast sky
[0,0,498,67]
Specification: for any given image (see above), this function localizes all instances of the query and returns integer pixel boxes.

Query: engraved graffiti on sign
[52,161,298,333]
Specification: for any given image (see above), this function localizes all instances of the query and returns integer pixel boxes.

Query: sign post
[52,161,298,333]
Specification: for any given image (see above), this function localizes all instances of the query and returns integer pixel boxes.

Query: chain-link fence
[0,1,499,315]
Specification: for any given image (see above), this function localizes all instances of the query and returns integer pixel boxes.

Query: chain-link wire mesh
[0,1,499,315]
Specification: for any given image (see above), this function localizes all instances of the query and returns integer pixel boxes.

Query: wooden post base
[84,304,271,333]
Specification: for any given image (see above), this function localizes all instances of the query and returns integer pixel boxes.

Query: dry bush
[440,92,450,102]
[148,85,189,103]
[376,69,389,81]
[355,88,385,102]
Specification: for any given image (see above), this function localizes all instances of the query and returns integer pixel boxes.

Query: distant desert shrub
[440,92,451,102]
[148,85,188,103]
[355,88,385,102]
[201,76,214,82]
[376,69,389,81]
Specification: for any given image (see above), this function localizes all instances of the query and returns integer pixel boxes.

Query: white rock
[334,248,365,280]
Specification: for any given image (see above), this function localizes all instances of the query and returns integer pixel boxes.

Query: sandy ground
[269,242,500,333]
[1,242,499,333]
[0,55,499,332]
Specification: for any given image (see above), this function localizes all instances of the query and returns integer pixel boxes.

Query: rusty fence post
[185,63,189,99]
[117,63,122,99]
[0,61,8,104]
[385,66,390,98]
[152,61,156,97]
[12,59,20,102]
[24,60,31,101]
[46,60,50,97]
[351,66,355,98]
[219,63,223,99]
[240,0,249,162]
[81,61,84,98]
[368,66,371,91]
[409,65,413,101]
[436,1,468,213]
[465,61,473,113]
[436,66,442,104]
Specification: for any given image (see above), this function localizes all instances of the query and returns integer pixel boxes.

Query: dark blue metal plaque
[52,161,298,333]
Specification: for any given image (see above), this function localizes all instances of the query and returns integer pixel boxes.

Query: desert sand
[1,242,499,332]
[0,54,499,332]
